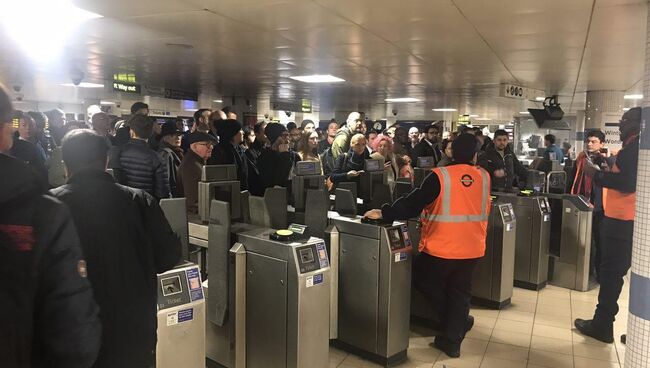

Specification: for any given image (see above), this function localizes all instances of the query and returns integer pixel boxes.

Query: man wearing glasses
[178,131,217,213]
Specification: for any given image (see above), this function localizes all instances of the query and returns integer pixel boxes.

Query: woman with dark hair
[242,126,255,150]
[296,130,323,174]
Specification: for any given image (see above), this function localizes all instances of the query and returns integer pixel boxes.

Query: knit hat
[215,119,242,142]
[265,123,288,145]
[452,133,479,164]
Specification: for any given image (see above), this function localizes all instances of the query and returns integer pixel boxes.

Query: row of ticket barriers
[152,157,596,368]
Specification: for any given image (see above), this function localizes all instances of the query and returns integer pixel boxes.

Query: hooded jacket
[51,169,181,368]
[0,154,101,368]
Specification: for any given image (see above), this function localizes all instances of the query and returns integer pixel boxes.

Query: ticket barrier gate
[542,194,594,291]
[471,202,516,308]
[156,263,206,368]
[160,198,190,261]
[326,215,413,366]
[493,193,552,290]
[413,156,435,188]
[198,165,241,223]
[289,161,329,238]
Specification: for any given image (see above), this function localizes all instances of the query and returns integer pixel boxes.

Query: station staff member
[364,133,491,358]
[575,107,641,344]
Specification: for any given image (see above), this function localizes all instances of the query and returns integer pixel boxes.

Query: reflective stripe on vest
[420,167,490,223]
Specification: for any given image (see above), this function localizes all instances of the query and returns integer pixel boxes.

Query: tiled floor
[329,280,630,368]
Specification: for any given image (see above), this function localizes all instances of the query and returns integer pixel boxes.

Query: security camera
[285,111,292,117]
[69,68,85,86]
[15,93,23,102]
[392,109,398,116]
[12,85,22,93]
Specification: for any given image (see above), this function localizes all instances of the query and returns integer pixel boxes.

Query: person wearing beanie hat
[364,132,491,359]
[255,123,300,195]
[208,119,248,190]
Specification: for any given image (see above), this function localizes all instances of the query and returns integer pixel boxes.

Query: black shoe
[466,315,474,333]
[621,334,626,345]
[432,336,461,358]
[574,319,614,343]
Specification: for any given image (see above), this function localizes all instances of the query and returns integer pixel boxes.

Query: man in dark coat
[208,119,249,190]
[0,86,101,368]
[257,123,300,194]
[413,124,443,167]
[478,129,527,192]
[51,129,182,368]
[109,114,170,199]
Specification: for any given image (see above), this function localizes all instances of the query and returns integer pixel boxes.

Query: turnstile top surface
[330,216,405,240]
[238,228,330,271]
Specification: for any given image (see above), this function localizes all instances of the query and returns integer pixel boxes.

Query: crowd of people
[1,75,637,366]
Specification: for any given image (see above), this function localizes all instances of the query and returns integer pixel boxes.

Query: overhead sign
[113,81,141,94]
[500,83,545,101]
[113,73,137,83]
[458,114,471,123]
[271,99,312,113]
[301,99,312,113]
[144,85,166,97]
[165,88,198,101]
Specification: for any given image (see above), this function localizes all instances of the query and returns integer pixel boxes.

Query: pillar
[625,3,650,367]
[585,90,625,152]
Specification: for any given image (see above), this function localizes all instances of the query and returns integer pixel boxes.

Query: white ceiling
[0,0,647,120]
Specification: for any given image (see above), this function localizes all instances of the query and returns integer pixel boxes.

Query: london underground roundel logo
[460,174,474,187]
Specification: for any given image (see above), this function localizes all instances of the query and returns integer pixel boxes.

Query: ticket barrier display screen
[328,216,413,366]
[541,194,594,291]
[156,263,205,368]
[471,202,516,309]
[206,229,331,368]
[494,193,552,290]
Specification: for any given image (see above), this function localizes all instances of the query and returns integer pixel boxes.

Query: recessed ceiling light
[535,97,546,101]
[519,111,530,114]
[289,74,345,83]
[624,94,643,100]
[60,82,104,88]
[385,97,420,103]
[468,114,479,118]
[213,99,223,103]
[623,107,631,111]
[432,108,457,112]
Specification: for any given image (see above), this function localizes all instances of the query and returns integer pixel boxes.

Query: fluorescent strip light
[213,99,223,103]
[535,97,546,101]
[476,117,492,121]
[519,111,530,114]
[100,100,115,105]
[433,108,457,112]
[624,94,643,100]
[385,97,420,103]
[468,114,479,118]
[60,82,104,88]
[623,107,631,111]
[289,74,345,83]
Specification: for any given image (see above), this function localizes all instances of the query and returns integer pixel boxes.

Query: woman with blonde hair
[370,133,399,189]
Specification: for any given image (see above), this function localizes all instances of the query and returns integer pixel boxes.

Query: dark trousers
[591,211,604,281]
[413,252,479,344]
[593,216,634,331]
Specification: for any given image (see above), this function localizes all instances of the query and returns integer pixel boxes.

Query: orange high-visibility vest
[419,165,491,259]
[602,162,636,221]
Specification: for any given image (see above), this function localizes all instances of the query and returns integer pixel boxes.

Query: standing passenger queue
[0,79,641,366]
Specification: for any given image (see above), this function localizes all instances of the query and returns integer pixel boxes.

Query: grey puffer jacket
[109,138,170,199]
